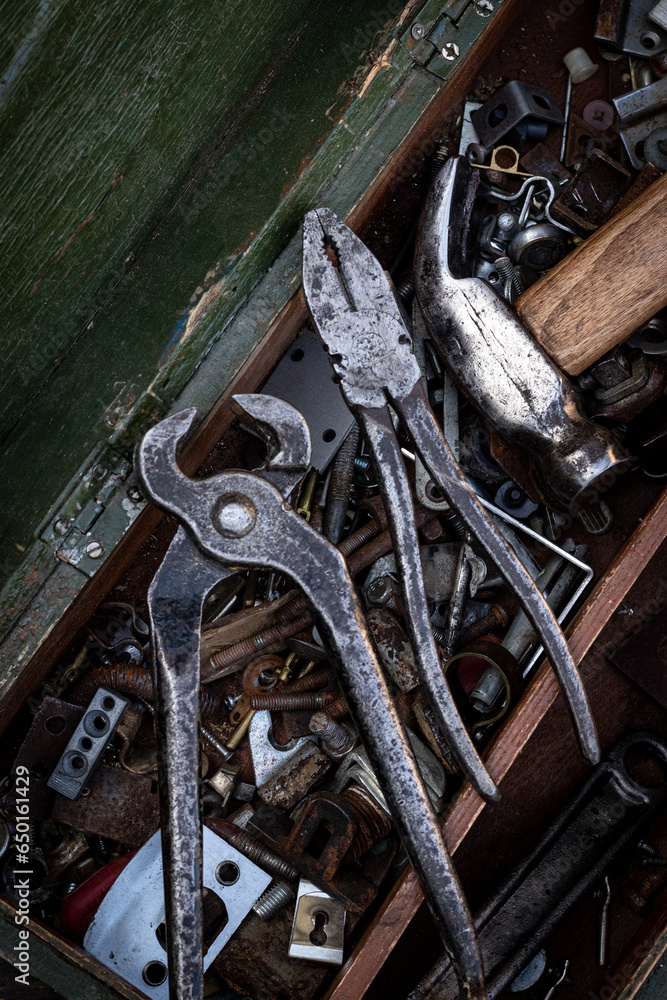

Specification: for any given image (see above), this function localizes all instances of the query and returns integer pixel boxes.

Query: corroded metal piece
[138,399,483,1000]
[303,204,599,778]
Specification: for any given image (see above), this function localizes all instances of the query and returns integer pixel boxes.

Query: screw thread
[494,255,525,294]
[309,712,356,757]
[212,820,299,881]
[252,879,296,920]
[250,689,338,711]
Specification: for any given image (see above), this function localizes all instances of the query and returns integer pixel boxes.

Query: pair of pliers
[302,208,600,802]
[138,395,485,1000]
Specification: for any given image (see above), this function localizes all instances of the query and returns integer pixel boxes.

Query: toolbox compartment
[2,1,667,998]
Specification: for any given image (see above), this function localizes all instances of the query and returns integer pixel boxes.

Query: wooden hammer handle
[516,171,667,376]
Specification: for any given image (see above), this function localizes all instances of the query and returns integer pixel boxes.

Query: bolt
[309,711,357,758]
[250,689,338,711]
[497,212,517,236]
[54,518,69,536]
[411,20,425,40]
[85,540,103,559]
[366,575,406,618]
[441,41,460,60]
[127,485,143,503]
[214,820,299,881]
[494,255,525,295]
[252,879,296,920]
[214,494,256,538]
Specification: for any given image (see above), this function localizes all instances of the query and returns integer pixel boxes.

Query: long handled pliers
[302,208,599,803]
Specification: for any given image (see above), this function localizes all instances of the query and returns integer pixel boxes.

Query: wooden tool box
[2,0,667,998]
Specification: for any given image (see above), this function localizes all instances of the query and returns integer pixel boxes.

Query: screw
[309,711,357,758]
[214,820,299,881]
[127,485,143,503]
[54,518,69,536]
[366,575,406,618]
[250,690,338,711]
[201,724,233,761]
[474,0,493,14]
[496,212,517,236]
[92,464,107,480]
[495,255,525,294]
[411,21,425,40]
[252,879,296,920]
[85,540,103,559]
[441,41,460,60]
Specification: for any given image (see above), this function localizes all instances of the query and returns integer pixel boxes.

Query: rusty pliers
[138,395,486,1000]
[302,208,600,800]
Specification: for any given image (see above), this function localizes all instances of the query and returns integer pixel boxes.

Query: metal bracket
[84,826,272,998]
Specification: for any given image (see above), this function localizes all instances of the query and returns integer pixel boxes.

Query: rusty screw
[623,866,667,915]
[212,819,299,881]
[309,712,356,758]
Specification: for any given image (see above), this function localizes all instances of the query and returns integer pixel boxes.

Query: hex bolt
[309,711,357,758]
[366,575,406,618]
[252,879,296,920]
[324,425,360,544]
[494,255,525,295]
[85,540,104,560]
[213,820,299,882]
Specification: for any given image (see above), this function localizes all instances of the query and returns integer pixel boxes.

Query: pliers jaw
[303,208,422,410]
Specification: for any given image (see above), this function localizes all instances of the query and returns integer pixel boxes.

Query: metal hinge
[401,0,501,79]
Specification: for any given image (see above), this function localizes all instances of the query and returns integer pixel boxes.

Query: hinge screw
[411,21,425,40]
[85,540,104,559]
[54,518,69,536]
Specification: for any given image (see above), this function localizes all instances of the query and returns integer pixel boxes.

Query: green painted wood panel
[0,0,406,584]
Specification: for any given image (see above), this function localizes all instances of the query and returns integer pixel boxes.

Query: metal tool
[138,398,486,1000]
[414,155,631,510]
[302,207,599,786]
[408,732,667,1000]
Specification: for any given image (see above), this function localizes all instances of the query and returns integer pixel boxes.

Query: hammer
[517,170,667,375]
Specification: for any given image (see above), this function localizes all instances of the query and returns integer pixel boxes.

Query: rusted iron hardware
[136,395,486,1000]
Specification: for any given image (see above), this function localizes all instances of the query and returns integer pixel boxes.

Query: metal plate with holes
[84,826,272,997]
[47,687,128,799]
[288,878,346,965]
[52,763,160,848]
[261,328,355,472]
[470,81,563,150]
[613,75,667,168]
[4,697,83,820]
[248,710,315,786]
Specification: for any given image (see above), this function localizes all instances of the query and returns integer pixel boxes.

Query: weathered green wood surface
[0,0,406,583]
[0,0,509,689]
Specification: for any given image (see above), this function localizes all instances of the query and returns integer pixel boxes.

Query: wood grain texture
[324,486,667,1000]
[516,170,667,375]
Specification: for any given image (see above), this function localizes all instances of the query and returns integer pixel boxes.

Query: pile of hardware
[4,7,667,1000]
